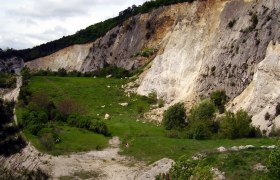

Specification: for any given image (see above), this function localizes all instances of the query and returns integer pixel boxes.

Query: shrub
[210,90,228,113]
[189,121,212,140]
[96,66,129,78]
[189,100,216,122]
[57,68,67,77]
[218,109,256,139]
[267,150,280,179]
[90,120,110,136]
[158,98,165,108]
[0,73,16,89]
[147,90,158,104]
[162,103,187,130]
[170,156,198,179]
[21,110,48,135]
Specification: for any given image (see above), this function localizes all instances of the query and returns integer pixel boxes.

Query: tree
[162,103,187,130]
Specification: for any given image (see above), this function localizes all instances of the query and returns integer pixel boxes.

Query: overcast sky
[0,0,147,50]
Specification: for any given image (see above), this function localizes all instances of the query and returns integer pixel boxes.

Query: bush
[162,103,187,130]
[90,120,110,136]
[147,90,158,104]
[169,156,198,179]
[218,109,256,139]
[67,114,110,136]
[267,150,280,179]
[189,121,212,140]
[189,100,216,122]
[158,98,165,108]
[57,68,67,77]
[0,73,16,89]
[210,90,228,113]
[21,110,48,135]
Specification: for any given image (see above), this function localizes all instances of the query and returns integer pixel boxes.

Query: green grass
[196,149,275,180]
[23,126,108,155]
[17,76,279,162]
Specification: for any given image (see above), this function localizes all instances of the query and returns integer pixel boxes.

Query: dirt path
[1,136,174,179]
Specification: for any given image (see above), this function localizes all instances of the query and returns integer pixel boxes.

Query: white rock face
[138,1,226,103]
[25,43,93,72]
[229,42,280,131]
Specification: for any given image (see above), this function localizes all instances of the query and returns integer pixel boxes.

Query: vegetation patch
[0,72,16,89]
[168,148,278,180]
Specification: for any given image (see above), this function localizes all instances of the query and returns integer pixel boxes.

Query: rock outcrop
[229,41,280,131]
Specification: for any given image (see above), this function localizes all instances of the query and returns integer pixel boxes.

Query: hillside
[1,0,280,179]
[23,0,280,133]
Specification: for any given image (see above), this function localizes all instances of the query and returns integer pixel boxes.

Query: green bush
[90,120,110,136]
[189,121,212,140]
[147,90,158,104]
[67,114,109,136]
[162,103,187,130]
[21,110,48,135]
[218,109,257,139]
[189,100,216,122]
[0,73,16,89]
[158,98,165,108]
[57,68,67,77]
[169,156,198,179]
[267,150,280,179]
[210,90,228,114]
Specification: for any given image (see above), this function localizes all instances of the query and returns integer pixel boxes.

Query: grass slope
[17,76,278,162]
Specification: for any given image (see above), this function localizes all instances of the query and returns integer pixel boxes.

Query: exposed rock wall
[138,0,280,106]
[229,41,280,131]
[25,43,93,72]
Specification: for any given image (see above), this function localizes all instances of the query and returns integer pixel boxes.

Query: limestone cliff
[229,41,280,132]
[25,43,93,72]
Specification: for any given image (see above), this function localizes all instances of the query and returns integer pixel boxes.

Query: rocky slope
[24,0,280,131]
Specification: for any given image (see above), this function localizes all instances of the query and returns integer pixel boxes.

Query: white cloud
[0,0,147,49]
